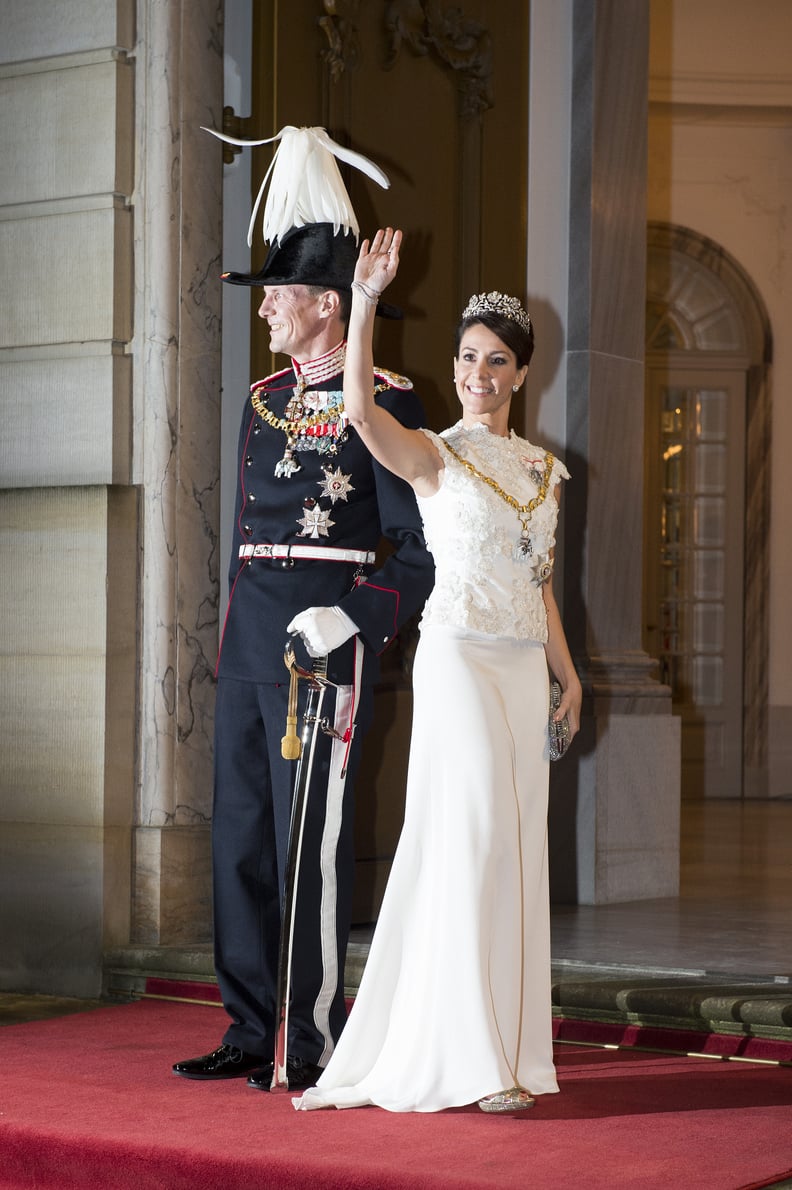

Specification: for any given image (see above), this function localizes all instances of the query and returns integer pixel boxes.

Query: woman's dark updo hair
[454,307,535,368]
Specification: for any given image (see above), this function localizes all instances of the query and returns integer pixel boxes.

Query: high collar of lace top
[451,420,513,442]
[293,341,347,388]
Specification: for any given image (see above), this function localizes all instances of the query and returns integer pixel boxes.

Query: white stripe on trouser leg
[313,680,354,1065]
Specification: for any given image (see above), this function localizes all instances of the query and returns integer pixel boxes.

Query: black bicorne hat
[205,125,402,318]
[221,222,401,319]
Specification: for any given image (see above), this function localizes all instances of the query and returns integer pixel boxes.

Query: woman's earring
[512,384,520,392]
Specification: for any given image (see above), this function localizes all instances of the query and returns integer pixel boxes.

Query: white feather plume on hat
[202,123,391,247]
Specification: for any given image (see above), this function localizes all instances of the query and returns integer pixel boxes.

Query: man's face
[257,284,327,361]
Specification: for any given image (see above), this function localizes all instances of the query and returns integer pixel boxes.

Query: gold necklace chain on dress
[440,438,554,534]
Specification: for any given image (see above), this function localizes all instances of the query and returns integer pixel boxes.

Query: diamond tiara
[462,291,532,335]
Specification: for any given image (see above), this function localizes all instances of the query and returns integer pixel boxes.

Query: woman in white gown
[293,229,582,1114]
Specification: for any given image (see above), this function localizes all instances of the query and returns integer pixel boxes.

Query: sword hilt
[281,643,331,760]
[281,646,302,760]
[281,715,301,760]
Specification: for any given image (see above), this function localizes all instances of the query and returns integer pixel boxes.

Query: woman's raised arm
[345,228,442,495]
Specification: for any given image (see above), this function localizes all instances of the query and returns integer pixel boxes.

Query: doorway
[644,364,746,798]
[643,224,772,799]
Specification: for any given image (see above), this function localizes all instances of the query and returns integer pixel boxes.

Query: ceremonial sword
[271,642,330,1091]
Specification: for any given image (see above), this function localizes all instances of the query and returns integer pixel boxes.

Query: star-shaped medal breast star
[318,466,355,504]
[297,505,336,539]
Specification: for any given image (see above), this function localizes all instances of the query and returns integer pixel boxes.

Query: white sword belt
[239,543,376,565]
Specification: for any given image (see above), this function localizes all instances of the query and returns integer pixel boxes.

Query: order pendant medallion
[274,440,301,478]
[513,532,534,563]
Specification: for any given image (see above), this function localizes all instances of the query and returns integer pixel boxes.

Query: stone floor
[552,798,792,979]
[3,798,791,1044]
[545,797,792,1046]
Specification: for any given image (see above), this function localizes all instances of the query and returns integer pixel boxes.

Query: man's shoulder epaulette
[373,367,413,391]
[250,367,292,393]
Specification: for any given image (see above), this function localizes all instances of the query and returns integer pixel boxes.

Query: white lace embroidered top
[416,423,570,642]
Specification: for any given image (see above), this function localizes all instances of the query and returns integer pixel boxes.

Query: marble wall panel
[1,656,106,824]
[0,487,108,653]
[132,826,212,947]
[553,712,680,904]
[133,0,223,834]
[0,207,132,348]
[0,0,135,65]
[596,712,680,845]
[568,0,648,362]
[566,349,647,657]
[103,824,133,948]
[0,59,133,206]
[0,487,109,825]
[767,705,792,798]
[0,483,137,990]
[0,823,107,997]
[0,353,132,487]
[525,0,573,458]
[589,3,649,362]
[104,486,139,829]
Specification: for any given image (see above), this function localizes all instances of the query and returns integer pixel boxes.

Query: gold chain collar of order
[250,385,341,434]
[250,382,388,436]
[441,438,555,534]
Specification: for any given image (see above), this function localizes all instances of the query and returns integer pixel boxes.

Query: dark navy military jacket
[217,360,435,686]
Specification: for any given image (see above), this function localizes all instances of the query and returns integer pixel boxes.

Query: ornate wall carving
[319,0,493,117]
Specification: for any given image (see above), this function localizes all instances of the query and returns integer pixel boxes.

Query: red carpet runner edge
[0,998,791,1190]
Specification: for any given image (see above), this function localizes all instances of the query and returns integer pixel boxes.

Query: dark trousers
[212,674,373,1064]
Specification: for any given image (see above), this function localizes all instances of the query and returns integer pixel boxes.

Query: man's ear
[319,289,341,320]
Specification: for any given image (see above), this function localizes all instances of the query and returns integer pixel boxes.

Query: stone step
[551,960,792,1052]
[103,946,792,1057]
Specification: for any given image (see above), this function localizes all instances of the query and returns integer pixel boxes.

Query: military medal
[271,376,308,477]
[297,500,335,539]
[514,524,534,561]
[513,520,555,583]
[250,343,399,477]
[275,440,302,478]
[318,466,355,504]
[250,384,349,477]
[529,552,554,587]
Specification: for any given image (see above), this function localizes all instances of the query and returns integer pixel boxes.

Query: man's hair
[306,284,352,329]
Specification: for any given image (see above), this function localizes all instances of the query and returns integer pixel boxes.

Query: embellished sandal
[477,1086,535,1113]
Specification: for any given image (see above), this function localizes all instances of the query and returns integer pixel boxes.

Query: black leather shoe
[172,1044,268,1080]
[247,1056,324,1091]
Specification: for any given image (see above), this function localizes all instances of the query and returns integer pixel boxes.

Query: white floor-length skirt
[295,623,559,1113]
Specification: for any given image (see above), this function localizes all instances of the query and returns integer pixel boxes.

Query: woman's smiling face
[453,324,528,434]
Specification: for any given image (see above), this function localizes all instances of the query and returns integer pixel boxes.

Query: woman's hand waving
[353,227,402,302]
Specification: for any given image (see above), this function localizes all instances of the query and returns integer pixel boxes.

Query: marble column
[131,0,224,943]
[548,0,681,904]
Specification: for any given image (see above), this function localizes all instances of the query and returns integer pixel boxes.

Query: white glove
[287,606,359,658]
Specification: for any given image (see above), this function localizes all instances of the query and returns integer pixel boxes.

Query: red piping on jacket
[360,582,401,655]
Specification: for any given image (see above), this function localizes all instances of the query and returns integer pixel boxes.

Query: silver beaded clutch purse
[548,680,571,761]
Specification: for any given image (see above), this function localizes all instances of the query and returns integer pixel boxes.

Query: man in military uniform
[173,130,434,1091]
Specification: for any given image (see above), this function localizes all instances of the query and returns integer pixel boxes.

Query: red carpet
[0,999,791,1190]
